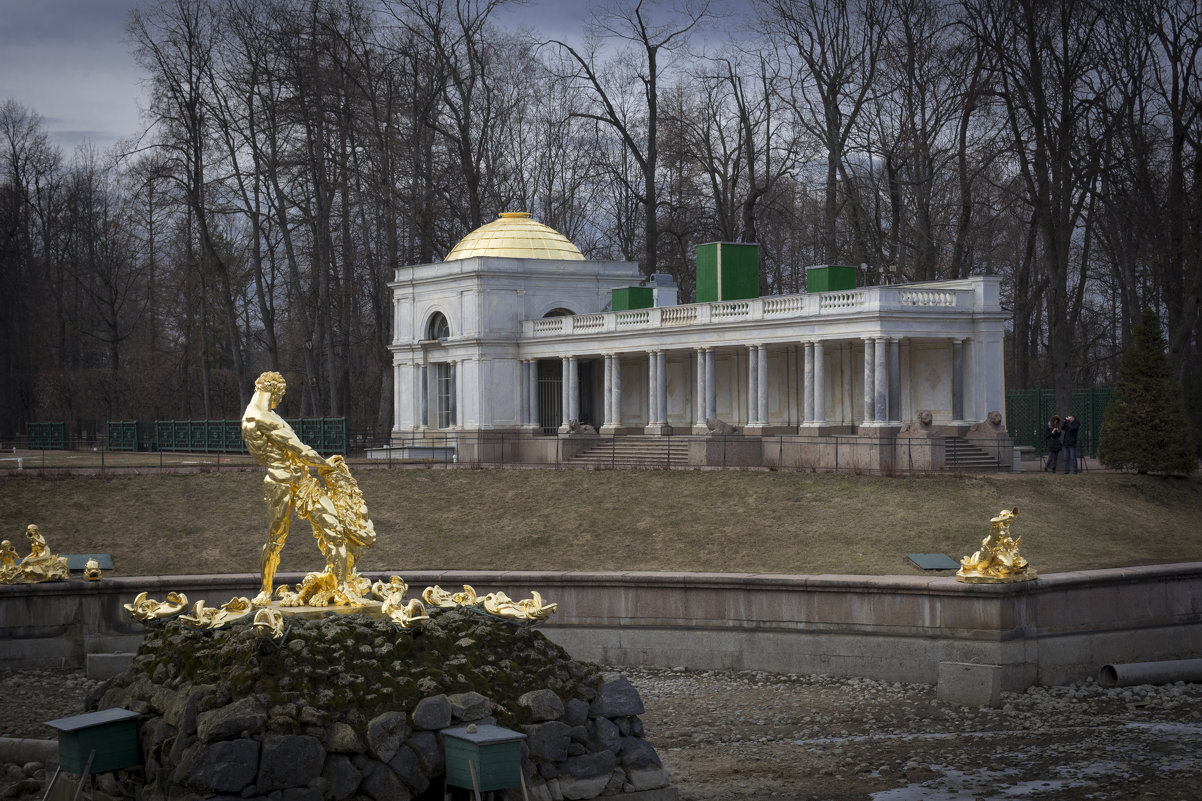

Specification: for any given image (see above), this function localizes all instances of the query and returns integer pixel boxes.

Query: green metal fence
[153,417,347,454]
[26,422,66,450]
[1005,388,1112,458]
[105,421,141,451]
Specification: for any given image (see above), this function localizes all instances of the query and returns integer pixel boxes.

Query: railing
[660,306,698,325]
[818,290,865,310]
[2,428,1028,476]
[897,289,957,307]
[520,280,978,340]
[573,313,606,332]
[711,300,751,319]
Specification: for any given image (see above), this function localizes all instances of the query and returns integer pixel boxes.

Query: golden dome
[444,212,585,261]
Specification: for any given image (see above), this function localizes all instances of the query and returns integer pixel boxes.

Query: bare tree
[759,0,887,265]
[964,0,1111,413]
[548,0,711,275]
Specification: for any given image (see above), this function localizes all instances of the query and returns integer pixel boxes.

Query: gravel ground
[4,666,1202,800]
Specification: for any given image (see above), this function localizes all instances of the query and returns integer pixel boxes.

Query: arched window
[427,312,450,340]
[543,308,573,318]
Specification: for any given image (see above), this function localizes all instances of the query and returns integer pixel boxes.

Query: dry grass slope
[1,469,1200,577]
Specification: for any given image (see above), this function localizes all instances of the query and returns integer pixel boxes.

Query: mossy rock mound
[92,609,675,801]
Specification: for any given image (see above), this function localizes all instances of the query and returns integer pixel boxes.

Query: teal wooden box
[44,709,140,775]
[443,724,526,791]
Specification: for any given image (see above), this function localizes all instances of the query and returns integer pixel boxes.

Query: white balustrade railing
[573,313,606,332]
[818,291,865,310]
[763,296,807,315]
[520,282,976,338]
[660,306,698,326]
[712,300,751,320]
[615,309,651,327]
[897,289,957,307]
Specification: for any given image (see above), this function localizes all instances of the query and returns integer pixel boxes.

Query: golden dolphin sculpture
[125,591,190,621]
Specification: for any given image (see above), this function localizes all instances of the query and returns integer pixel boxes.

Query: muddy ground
[4,666,1201,800]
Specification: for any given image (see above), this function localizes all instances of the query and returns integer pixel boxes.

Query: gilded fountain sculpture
[956,507,1036,584]
[124,371,555,636]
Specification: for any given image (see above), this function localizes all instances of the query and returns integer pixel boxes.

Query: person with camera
[1044,415,1063,472]
[1061,414,1080,474]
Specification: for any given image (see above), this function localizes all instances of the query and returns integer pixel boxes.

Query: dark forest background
[2,0,1200,445]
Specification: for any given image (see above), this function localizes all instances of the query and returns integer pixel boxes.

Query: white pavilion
[388,212,1011,469]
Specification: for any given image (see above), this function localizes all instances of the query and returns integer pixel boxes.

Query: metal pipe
[0,737,58,764]
[1098,659,1202,688]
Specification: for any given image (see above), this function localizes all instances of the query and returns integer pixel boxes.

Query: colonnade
[416,335,970,433]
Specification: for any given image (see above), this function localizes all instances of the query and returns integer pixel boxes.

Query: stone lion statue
[566,420,597,434]
[898,410,935,436]
[967,410,1006,437]
[706,417,739,436]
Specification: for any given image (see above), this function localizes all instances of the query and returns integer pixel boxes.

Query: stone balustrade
[521,283,973,340]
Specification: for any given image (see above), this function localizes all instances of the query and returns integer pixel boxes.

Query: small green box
[443,724,527,792]
[696,242,759,302]
[612,286,653,311]
[805,265,858,293]
[45,709,140,775]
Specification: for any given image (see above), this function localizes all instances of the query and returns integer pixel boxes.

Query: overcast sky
[0,0,627,152]
[0,0,149,149]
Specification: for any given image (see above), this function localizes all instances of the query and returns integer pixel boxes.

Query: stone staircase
[568,435,691,469]
[943,437,1010,471]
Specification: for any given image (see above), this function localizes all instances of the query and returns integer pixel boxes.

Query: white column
[705,349,716,420]
[419,362,429,429]
[803,342,814,424]
[841,343,854,425]
[519,361,529,427]
[617,354,626,427]
[450,360,459,428]
[560,356,571,430]
[875,337,888,424]
[757,345,769,427]
[889,338,901,423]
[528,360,539,429]
[568,356,580,425]
[747,345,759,425]
[647,350,658,427]
[399,360,408,430]
[813,341,826,423]
[656,350,668,425]
[952,338,965,421]
[604,355,614,427]
[863,338,875,424]
[695,348,706,427]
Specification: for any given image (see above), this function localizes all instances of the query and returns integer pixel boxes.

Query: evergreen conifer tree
[1098,308,1197,474]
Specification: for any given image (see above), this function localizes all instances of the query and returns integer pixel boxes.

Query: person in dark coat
[1061,414,1080,474]
[1044,415,1062,472]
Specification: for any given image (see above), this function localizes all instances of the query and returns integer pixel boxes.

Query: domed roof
[444,212,585,261]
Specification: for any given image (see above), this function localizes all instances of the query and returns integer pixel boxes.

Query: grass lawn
[1,468,1199,578]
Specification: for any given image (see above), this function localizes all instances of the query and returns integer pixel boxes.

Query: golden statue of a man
[242,371,374,606]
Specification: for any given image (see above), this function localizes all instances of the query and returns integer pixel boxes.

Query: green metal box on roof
[696,242,760,302]
[443,724,527,792]
[611,286,653,311]
[44,708,140,775]
[806,265,858,293]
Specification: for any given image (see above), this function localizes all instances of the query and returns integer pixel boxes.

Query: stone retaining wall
[3,565,1201,689]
